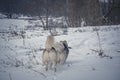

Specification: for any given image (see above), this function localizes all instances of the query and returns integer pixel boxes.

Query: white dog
[42,47,57,72]
[42,35,57,72]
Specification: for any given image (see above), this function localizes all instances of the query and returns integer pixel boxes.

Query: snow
[0,19,120,80]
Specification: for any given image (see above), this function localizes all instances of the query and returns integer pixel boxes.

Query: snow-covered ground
[0,19,120,80]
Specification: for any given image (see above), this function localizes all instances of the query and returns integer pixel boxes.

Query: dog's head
[60,40,68,48]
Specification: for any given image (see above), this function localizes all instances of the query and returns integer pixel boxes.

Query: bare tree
[45,0,49,30]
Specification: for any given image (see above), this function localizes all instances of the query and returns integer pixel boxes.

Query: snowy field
[0,19,120,80]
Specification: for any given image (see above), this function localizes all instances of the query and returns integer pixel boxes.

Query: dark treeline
[101,0,120,25]
[0,0,66,17]
[66,0,120,26]
[0,0,120,26]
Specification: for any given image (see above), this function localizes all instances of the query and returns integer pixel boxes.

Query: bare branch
[9,73,12,80]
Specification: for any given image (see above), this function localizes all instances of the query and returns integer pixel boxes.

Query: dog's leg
[53,61,57,72]
[49,62,52,70]
[57,52,60,64]
[45,61,48,71]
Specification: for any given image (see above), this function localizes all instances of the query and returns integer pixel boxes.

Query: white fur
[43,35,57,72]
[45,35,54,51]
[42,48,57,72]
[42,49,49,70]
[53,42,65,53]
[53,41,69,65]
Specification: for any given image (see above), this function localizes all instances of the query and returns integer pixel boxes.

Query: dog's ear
[64,40,67,42]
[60,41,63,43]
[63,40,67,45]
[62,40,67,44]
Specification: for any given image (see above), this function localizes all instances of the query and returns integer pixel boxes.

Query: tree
[86,0,102,26]
[0,0,20,18]
[66,0,102,27]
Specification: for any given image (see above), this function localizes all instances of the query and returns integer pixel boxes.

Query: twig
[90,49,99,53]
[96,31,102,51]
[117,50,120,53]
[7,46,18,54]
[22,65,47,78]
[30,68,47,78]
[94,27,104,56]
[9,73,12,80]
[68,47,72,49]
